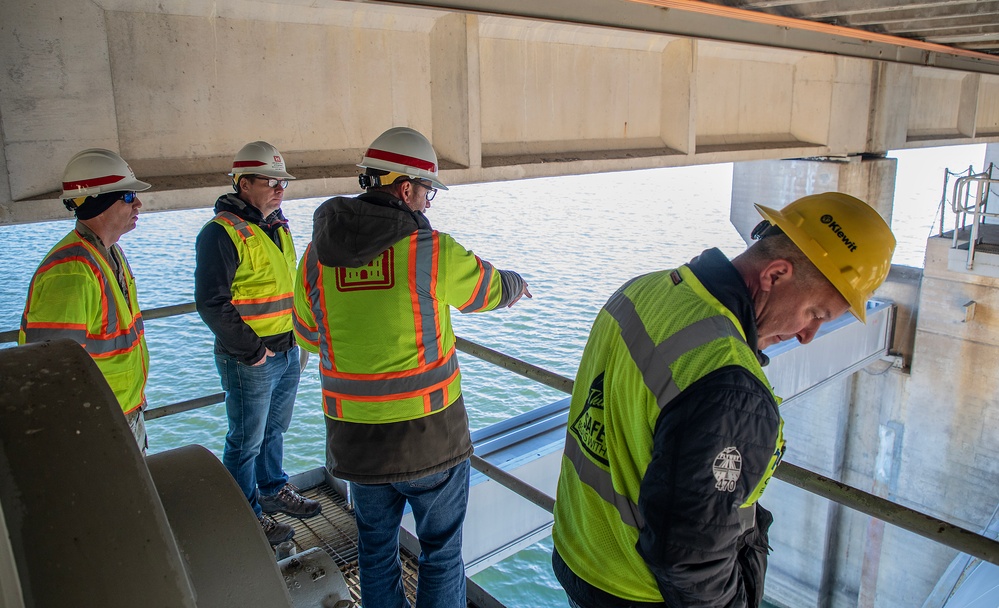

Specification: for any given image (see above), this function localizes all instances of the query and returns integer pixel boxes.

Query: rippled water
[0,145,985,607]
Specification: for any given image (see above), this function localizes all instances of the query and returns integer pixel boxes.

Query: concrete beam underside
[5,0,999,224]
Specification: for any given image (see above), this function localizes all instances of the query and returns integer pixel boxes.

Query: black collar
[686,248,764,362]
[357,190,431,230]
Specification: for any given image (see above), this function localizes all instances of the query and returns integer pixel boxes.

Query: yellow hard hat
[755,192,896,323]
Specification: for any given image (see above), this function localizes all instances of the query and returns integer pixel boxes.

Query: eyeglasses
[120,192,137,204]
[253,175,289,189]
[410,179,437,202]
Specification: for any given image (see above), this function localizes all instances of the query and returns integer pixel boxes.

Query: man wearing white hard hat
[194,141,320,546]
[20,148,152,451]
[293,127,532,607]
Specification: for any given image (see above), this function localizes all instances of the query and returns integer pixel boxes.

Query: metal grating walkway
[271,482,420,605]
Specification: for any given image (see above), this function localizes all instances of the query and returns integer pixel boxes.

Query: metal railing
[946,163,999,270]
[4,302,999,567]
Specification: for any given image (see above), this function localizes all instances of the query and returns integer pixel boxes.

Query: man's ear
[396,179,415,204]
[759,259,793,293]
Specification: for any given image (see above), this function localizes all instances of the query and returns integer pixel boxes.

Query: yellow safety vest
[213,211,296,338]
[19,230,150,414]
[293,229,506,423]
[552,266,785,602]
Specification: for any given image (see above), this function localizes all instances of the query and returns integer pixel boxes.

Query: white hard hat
[229,141,295,180]
[357,127,448,190]
[60,149,151,199]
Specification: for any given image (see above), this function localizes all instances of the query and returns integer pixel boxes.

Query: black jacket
[554,248,776,608]
[194,193,296,364]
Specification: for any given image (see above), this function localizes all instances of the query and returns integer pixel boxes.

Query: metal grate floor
[271,482,420,605]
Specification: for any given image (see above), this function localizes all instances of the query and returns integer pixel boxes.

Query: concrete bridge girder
[4,0,999,226]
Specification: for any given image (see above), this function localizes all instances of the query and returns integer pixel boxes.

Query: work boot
[258,513,294,545]
[259,484,322,519]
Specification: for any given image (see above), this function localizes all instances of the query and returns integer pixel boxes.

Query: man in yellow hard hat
[552,192,896,608]
[20,149,152,452]
[195,141,320,546]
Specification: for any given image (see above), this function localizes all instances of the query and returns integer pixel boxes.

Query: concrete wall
[5,0,999,224]
[730,157,999,608]
[728,156,897,243]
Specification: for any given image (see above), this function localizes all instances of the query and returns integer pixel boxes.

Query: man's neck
[237,193,277,219]
[77,218,118,248]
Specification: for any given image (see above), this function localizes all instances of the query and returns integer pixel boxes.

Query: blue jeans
[350,460,470,608]
[215,346,300,517]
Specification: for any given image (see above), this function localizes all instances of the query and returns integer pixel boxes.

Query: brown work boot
[258,513,294,545]
[259,484,322,519]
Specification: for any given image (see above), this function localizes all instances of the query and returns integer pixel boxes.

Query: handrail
[469,455,556,514]
[5,300,999,566]
[0,302,198,345]
[948,167,999,270]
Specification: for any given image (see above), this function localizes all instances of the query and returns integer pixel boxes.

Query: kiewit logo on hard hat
[273,155,281,163]
[820,214,858,252]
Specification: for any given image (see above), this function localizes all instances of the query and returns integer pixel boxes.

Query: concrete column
[867,63,912,154]
[660,38,694,155]
[958,74,982,138]
[430,13,480,169]
[730,155,901,608]
[0,0,119,201]
[729,155,897,243]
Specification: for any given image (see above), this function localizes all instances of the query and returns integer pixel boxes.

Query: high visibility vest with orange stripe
[293,229,507,423]
[19,230,150,414]
[213,211,296,338]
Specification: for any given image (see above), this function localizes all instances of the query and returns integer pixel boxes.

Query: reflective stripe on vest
[213,211,295,336]
[457,256,495,313]
[21,241,146,357]
[566,286,748,532]
[19,234,148,413]
[300,233,458,421]
[606,290,743,410]
[412,230,442,363]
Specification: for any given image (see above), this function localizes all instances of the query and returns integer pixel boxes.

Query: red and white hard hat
[229,141,296,180]
[60,149,151,199]
[357,127,448,190]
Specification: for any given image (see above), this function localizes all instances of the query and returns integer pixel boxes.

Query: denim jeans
[215,346,300,516]
[350,459,470,608]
